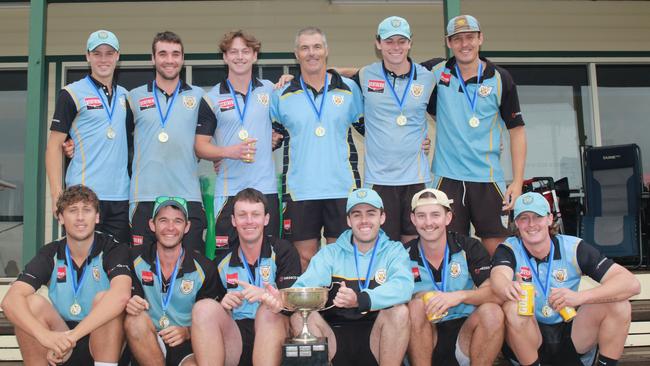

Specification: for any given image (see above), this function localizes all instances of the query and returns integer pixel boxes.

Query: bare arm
[503,126,527,210]
[194,134,254,162]
[490,265,522,303]
[67,275,131,342]
[45,131,69,215]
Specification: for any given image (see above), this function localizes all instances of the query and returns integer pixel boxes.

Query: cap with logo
[346,188,384,213]
[411,188,454,211]
[152,196,188,219]
[446,15,481,37]
[377,16,412,40]
[87,30,120,52]
[513,192,551,219]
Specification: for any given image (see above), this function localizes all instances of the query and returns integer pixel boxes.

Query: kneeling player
[2,185,131,365]
[491,192,640,366]
[405,189,503,366]
[191,188,301,366]
[124,196,223,366]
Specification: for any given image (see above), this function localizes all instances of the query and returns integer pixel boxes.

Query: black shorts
[236,318,255,366]
[215,194,280,246]
[502,322,598,366]
[97,200,130,244]
[433,316,467,366]
[62,321,92,366]
[283,198,347,241]
[161,339,193,366]
[370,183,424,241]
[130,201,207,254]
[331,321,378,366]
[435,178,511,238]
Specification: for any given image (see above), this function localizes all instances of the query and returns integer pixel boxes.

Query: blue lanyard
[353,237,380,291]
[226,79,253,126]
[64,242,95,300]
[299,74,329,122]
[152,80,181,130]
[382,63,415,111]
[454,62,483,116]
[418,242,449,292]
[521,239,555,300]
[155,248,184,314]
[85,76,117,123]
[239,248,261,287]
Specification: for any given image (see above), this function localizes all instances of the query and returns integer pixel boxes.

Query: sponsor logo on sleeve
[84,97,104,110]
[226,272,239,288]
[57,266,67,282]
[519,266,532,281]
[139,97,155,111]
[283,219,292,233]
[141,270,154,286]
[439,71,451,87]
[132,235,144,246]
[219,98,235,112]
[412,267,421,281]
[367,79,385,93]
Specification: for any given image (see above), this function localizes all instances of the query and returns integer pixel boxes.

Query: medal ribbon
[85,76,117,124]
[353,236,380,291]
[299,74,329,122]
[226,79,253,128]
[418,241,449,292]
[382,63,415,113]
[239,248,261,288]
[454,62,483,117]
[521,238,555,302]
[152,80,181,130]
[155,248,184,315]
[65,241,95,301]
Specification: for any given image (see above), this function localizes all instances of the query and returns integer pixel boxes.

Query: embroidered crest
[332,94,344,106]
[357,190,367,198]
[449,262,462,278]
[257,93,269,106]
[180,279,194,294]
[183,95,197,110]
[375,269,387,285]
[553,269,567,283]
[92,266,101,281]
[98,31,109,39]
[391,19,401,28]
[119,95,126,107]
[410,84,424,98]
[478,85,492,97]
[523,196,534,205]
[260,265,272,283]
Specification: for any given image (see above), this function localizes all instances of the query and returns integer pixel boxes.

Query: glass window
[596,64,650,182]
[498,65,590,190]
[0,70,27,276]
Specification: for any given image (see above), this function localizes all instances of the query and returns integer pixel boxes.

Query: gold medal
[106,127,115,139]
[69,303,82,316]
[542,304,553,318]
[238,129,249,141]
[159,315,170,329]
[158,131,169,143]
[396,114,407,126]
[315,126,326,137]
[469,116,480,128]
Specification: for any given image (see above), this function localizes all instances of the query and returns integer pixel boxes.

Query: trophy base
[281,337,329,366]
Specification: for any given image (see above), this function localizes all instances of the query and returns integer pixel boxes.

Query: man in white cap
[405,188,503,366]
[491,192,640,366]
[422,15,527,256]
[291,187,413,366]
[46,29,131,245]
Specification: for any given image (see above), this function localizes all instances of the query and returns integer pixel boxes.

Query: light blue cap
[514,192,551,219]
[446,15,481,37]
[346,188,384,213]
[377,16,411,40]
[87,30,119,52]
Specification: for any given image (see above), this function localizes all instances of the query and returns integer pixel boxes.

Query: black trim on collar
[282,69,351,96]
[382,58,418,80]
[521,235,562,262]
[140,241,196,279]
[405,231,464,267]
[218,77,265,95]
[55,232,111,268]
[228,236,274,267]
[445,56,496,83]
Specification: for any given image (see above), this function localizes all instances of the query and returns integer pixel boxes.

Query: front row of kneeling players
[2,184,641,366]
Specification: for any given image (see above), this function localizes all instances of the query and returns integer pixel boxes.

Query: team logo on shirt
[57,266,67,282]
[374,269,387,285]
[180,279,194,294]
[332,94,344,106]
[518,266,532,281]
[410,84,424,98]
[84,97,103,110]
[411,267,421,281]
[141,270,154,286]
[92,266,101,282]
[553,269,567,283]
[257,93,269,106]
[449,262,462,278]
[478,85,492,97]
[119,95,126,108]
[215,236,229,249]
[439,70,451,87]
[260,265,272,283]
[132,235,144,246]
[226,272,239,287]
[367,79,385,93]
[138,97,155,111]
[183,96,197,110]
[219,98,235,112]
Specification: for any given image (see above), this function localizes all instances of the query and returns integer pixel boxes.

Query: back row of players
[46,14,525,273]
[3,185,639,366]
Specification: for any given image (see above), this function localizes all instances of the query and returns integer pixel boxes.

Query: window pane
[0,70,26,276]
[192,66,228,89]
[597,65,650,179]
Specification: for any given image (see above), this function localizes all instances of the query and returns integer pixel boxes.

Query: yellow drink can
[518,282,535,316]
[559,306,577,322]
[422,291,448,323]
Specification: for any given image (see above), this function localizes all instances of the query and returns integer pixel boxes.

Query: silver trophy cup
[280,287,330,343]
